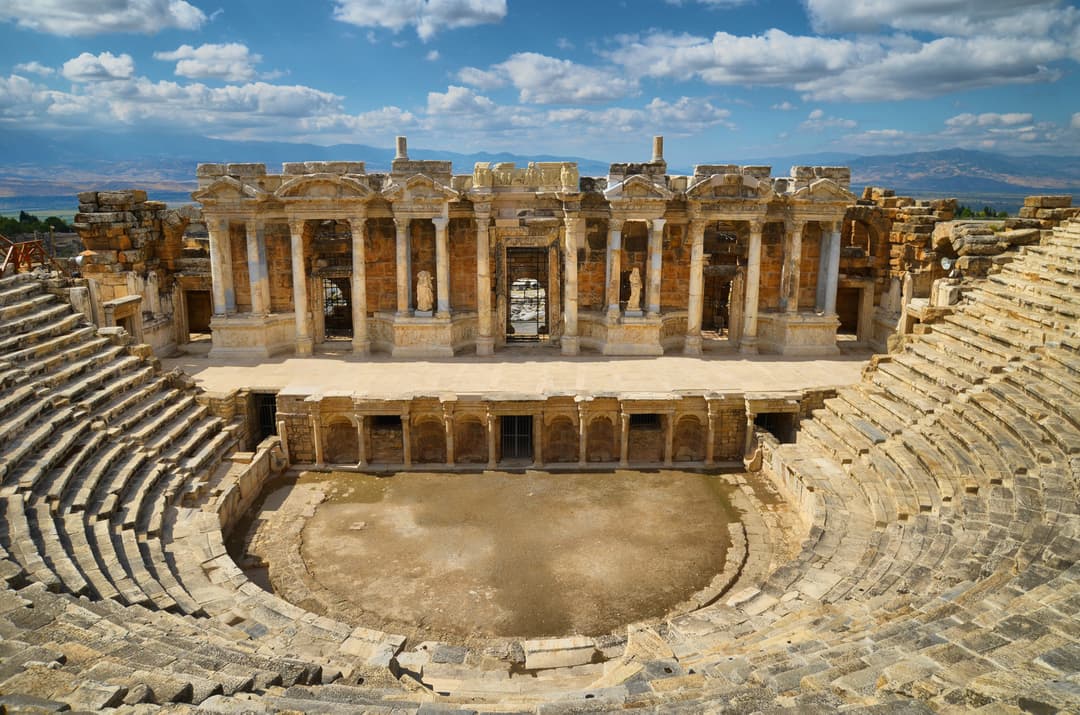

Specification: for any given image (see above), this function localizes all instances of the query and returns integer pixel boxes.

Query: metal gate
[253,392,277,441]
[321,276,352,339]
[506,248,548,342]
[500,415,533,460]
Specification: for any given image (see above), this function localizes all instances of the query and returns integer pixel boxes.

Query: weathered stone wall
[758,223,785,311]
[229,224,251,312]
[449,219,477,311]
[409,222,437,306]
[266,225,293,312]
[661,223,690,311]
[367,218,398,313]
[580,220,607,311]
[797,223,822,311]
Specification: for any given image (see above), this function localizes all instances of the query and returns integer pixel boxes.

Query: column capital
[393,216,410,231]
[431,216,449,230]
[608,216,625,232]
[473,204,491,221]
[651,217,667,232]
[348,214,367,231]
[287,218,306,235]
[785,218,806,235]
[748,218,765,235]
[244,217,264,232]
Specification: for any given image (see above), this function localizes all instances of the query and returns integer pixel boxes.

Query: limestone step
[965,392,1042,466]
[15,414,93,494]
[987,274,1080,320]
[904,339,987,385]
[933,318,1028,362]
[0,301,71,338]
[89,371,167,422]
[962,288,1069,337]
[0,406,76,488]
[45,430,107,507]
[0,277,40,306]
[869,370,940,417]
[29,500,90,597]
[67,440,130,514]
[876,359,953,405]
[831,389,906,438]
[891,351,976,395]
[2,494,61,591]
[0,292,54,322]
[0,311,81,355]
[56,355,144,403]
[90,518,153,607]
[918,329,1007,374]
[6,326,103,374]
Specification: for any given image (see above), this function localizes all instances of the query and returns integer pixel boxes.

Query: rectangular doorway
[506,248,548,342]
[321,277,352,340]
[500,415,533,460]
[186,290,212,338]
[253,392,277,442]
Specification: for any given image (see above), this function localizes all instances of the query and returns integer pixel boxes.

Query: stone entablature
[192,136,855,358]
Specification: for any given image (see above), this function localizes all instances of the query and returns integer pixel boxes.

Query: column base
[295,336,314,356]
[436,310,450,319]
[561,336,580,356]
[476,335,495,356]
[683,334,703,355]
[738,336,759,355]
[351,338,371,356]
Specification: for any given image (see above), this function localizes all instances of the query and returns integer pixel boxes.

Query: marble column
[245,220,270,315]
[646,218,665,317]
[475,209,494,355]
[487,412,498,469]
[740,220,764,354]
[433,216,450,318]
[288,219,312,355]
[394,217,411,315]
[443,405,455,466]
[355,415,367,467]
[684,220,706,355]
[705,403,717,465]
[561,216,582,356]
[208,217,235,315]
[781,221,804,313]
[577,407,588,465]
[533,413,544,467]
[349,217,370,355]
[606,219,624,320]
[824,223,842,315]
[619,411,630,467]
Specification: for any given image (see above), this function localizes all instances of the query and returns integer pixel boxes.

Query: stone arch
[545,417,578,463]
[586,416,616,463]
[324,417,358,464]
[673,415,705,462]
[454,417,487,464]
[412,417,446,464]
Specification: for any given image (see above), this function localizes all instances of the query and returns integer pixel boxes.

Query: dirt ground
[244,469,740,644]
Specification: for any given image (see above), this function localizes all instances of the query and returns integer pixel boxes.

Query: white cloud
[0,0,206,36]
[800,108,856,131]
[332,0,506,41]
[425,49,440,61]
[771,100,796,111]
[555,37,573,50]
[458,52,636,104]
[803,0,1073,37]
[427,85,495,114]
[840,113,1071,154]
[154,43,261,82]
[61,51,135,81]
[14,61,54,76]
[1072,112,1080,130]
[945,112,1034,128]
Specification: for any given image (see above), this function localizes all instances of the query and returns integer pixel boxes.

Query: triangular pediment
[191,176,267,203]
[382,173,459,203]
[275,173,373,200]
[791,178,855,202]
[603,174,673,201]
[686,173,773,201]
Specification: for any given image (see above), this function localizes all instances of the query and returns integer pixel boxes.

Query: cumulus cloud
[458,52,636,104]
[14,61,54,76]
[0,0,206,36]
[771,100,796,111]
[425,49,440,61]
[61,51,135,81]
[154,43,261,81]
[803,0,1074,37]
[799,108,856,131]
[945,112,1034,128]
[427,85,495,114]
[332,0,506,41]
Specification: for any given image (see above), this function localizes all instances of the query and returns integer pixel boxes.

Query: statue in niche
[627,267,643,312]
[416,270,434,313]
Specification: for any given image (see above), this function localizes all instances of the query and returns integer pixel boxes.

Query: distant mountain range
[1,130,1077,214]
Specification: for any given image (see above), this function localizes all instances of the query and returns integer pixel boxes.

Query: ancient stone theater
[0,136,1077,714]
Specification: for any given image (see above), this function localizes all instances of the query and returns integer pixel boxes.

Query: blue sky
[1,0,1078,166]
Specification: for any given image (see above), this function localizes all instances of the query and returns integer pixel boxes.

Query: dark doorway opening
[500,415,533,460]
[322,276,352,340]
[253,392,277,442]
[702,269,734,335]
[506,248,548,342]
[186,290,212,338]
[754,412,797,444]
[837,287,860,335]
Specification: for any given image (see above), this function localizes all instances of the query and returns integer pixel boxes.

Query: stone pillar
[208,217,235,315]
[577,406,588,465]
[562,216,582,355]
[606,219,624,319]
[619,410,630,467]
[663,413,674,466]
[684,220,706,355]
[349,217,370,355]
[705,403,717,465]
[401,412,412,466]
[646,218,665,317]
[289,219,312,355]
[744,410,756,457]
[433,216,450,318]
[816,224,831,313]
[824,223,842,315]
[487,412,498,469]
[245,220,270,315]
[533,413,544,467]
[355,416,367,467]
[740,220,763,354]
[781,220,804,313]
[394,217,411,315]
[312,414,324,467]
[475,209,494,355]
[443,405,455,466]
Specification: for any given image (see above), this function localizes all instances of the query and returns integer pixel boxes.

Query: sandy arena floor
[241,470,746,643]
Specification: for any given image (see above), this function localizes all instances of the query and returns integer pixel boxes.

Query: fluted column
[740,220,764,354]
[349,216,369,355]
[684,219,706,355]
[824,222,842,315]
[208,217,235,315]
[606,218,623,319]
[646,218,665,317]
[475,208,493,355]
[561,216,582,355]
[781,220,805,313]
[245,219,269,315]
[433,217,450,318]
[394,217,411,315]
[288,219,312,355]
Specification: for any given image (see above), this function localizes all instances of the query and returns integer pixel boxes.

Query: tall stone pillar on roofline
[646,218,665,317]
[208,216,233,316]
[433,216,450,318]
[288,219,312,355]
[349,216,370,355]
[740,219,764,354]
[606,218,624,320]
[562,215,582,355]
[394,217,411,315]
[245,219,270,315]
[684,219,706,355]
[474,205,493,355]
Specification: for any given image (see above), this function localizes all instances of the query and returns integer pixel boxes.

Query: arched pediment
[191,176,268,203]
[603,174,673,201]
[790,178,856,203]
[686,173,773,202]
[382,173,459,203]
[275,173,373,200]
